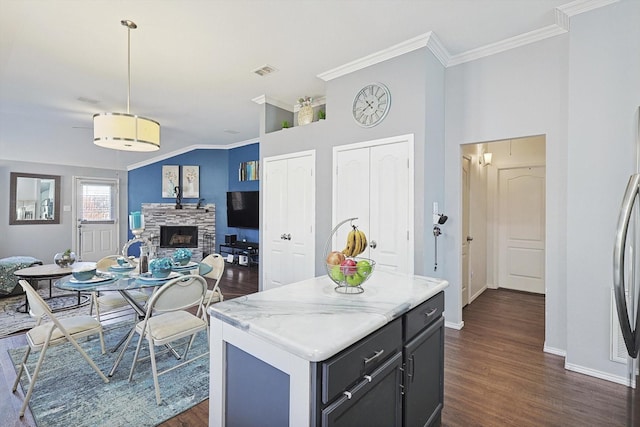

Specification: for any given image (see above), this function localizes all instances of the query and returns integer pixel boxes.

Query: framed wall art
[162,165,179,198]
[182,165,200,198]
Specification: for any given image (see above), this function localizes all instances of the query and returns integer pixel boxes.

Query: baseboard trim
[564,362,633,387]
[543,345,566,357]
[445,320,464,330]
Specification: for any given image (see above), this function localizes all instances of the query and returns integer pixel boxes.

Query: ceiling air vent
[253,64,278,77]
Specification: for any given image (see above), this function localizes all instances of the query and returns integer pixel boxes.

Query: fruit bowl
[325,256,376,294]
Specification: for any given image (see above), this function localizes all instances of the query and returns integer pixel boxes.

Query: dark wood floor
[443,289,639,427]
[2,268,638,426]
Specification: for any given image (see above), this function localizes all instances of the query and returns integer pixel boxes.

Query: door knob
[466,236,473,242]
[369,240,377,249]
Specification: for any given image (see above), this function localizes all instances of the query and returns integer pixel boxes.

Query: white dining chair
[12,280,109,417]
[199,253,225,310]
[125,274,209,404]
[90,255,148,322]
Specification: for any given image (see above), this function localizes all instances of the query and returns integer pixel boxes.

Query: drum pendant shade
[93,20,160,152]
[94,113,160,152]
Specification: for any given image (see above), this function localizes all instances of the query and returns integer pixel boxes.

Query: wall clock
[352,82,391,128]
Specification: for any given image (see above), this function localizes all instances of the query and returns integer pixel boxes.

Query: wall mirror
[9,172,61,225]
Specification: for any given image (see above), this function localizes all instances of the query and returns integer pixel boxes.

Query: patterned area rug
[0,287,91,337]
[9,322,209,427]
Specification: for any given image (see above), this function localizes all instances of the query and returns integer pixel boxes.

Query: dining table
[54,260,201,376]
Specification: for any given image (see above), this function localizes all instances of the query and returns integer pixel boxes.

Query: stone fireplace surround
[140,203,215,262]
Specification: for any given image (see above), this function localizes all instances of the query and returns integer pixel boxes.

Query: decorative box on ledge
[140,203,215,262]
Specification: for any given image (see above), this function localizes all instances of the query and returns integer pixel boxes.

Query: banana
[342,229,357,256]
[358,230,368,255]
[341,227,369,257]
[353,228,362,256]
[349,229,358,256]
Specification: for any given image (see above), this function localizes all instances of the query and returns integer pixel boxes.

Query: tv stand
[219,241,259,267]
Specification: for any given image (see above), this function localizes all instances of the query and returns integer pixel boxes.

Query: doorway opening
[461,135,546,316]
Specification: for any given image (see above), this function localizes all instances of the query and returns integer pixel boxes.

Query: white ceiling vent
[253,64,278,77]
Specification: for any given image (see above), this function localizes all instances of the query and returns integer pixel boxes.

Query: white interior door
[498,167,546,293]
[462,156,471,307]
[263,151,315,290]
[73,177,119,262]
[369,142,410,272]
[286,155,315,283]
[334,148,370,254]
[333,135,413,274]
[263,157,288,289]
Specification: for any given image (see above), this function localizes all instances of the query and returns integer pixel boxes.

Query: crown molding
[448,24,568,66]
[556,0,619,17]
[318,33,434,81]
[252,94,293,112]
[425,32,450,67]
[127,138,260,171]
[315,0,618,74]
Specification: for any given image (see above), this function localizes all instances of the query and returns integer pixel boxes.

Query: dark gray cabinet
[312,291,445,427]
[403,317,444,427]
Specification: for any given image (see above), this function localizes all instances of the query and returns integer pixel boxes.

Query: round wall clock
[352,82,391,128]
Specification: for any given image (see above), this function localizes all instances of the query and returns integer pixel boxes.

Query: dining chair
[12,280,109,417]
[126,274,209,404]
[90,255,148,322]
[199,253,225,310]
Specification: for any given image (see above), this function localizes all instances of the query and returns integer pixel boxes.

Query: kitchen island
[208,270,448,426]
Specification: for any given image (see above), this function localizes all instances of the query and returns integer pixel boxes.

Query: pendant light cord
[121,19,137,114]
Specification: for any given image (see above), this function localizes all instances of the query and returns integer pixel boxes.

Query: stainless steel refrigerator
[613,108,640,392]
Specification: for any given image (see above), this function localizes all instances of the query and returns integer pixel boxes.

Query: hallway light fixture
[93,20,160,152]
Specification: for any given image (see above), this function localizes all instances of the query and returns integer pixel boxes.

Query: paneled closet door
[334,148,371,256]
[369,142,410,273]
[333,136,413,274]
[263,151,315,291]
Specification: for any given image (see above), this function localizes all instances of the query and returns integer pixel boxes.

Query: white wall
[0,160,129,263]
[260,48,446,280]
[565,0,640,382]
[444,36,569,342]
[446,0,640,383]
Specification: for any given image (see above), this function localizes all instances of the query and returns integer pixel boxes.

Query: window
[80,183,116,222]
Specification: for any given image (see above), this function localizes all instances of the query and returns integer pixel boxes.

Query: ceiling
[0,0,583,170]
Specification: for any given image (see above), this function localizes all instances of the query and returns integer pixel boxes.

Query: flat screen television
[226,191,259,229]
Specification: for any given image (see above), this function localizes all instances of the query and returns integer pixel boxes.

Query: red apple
[340,258,357,276]
[326,251,346,266]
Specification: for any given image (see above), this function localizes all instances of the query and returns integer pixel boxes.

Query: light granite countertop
[208,270,448,362]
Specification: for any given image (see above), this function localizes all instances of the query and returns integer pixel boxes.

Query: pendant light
[93,20,160,152]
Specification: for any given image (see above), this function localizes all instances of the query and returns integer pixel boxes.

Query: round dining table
[54,263,200,376]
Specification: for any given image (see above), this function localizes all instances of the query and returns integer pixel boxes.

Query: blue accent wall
[227,144,260,242]
[127,143,259,253]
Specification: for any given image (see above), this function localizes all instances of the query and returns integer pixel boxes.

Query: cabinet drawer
[322,317,402,405]
[404,291,444,341]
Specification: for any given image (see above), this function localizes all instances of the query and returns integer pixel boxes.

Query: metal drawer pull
[363,349,384,365]
[364,375,372,383]
[343,391,352,400]
[424,307,438,317]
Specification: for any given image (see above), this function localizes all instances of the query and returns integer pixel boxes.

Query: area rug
[9,322,209,426]
[0,286,91,337]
